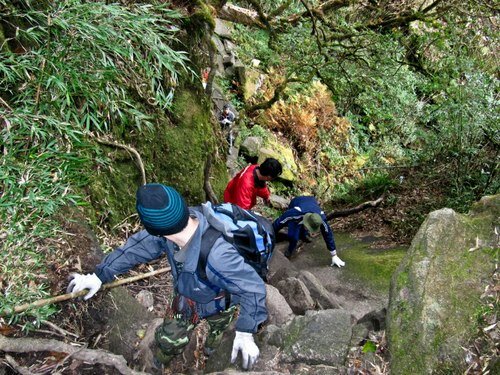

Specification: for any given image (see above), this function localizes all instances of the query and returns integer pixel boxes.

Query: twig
[0,267,171,316]
[0,96,13,112]
[0,335,148,375]
[42,320,79,339]
[34,58,47,106]
[95,138,147,186]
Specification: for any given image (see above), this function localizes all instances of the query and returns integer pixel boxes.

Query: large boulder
[298,270,342,310]
[214,18,233,39]
[387,195,499,374]
[276,277,315,315]
[265,284,294,325]
[258,145,297,182]
[236,66,265,100]
[270,310,352,366]
[240,136,263,157]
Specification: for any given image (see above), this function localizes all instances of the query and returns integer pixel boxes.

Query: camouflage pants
[154,306,236,364]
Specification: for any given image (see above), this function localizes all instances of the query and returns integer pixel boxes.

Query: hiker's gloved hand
[231,331,259,370]
[331,255,345,268]
[67,273,102,300]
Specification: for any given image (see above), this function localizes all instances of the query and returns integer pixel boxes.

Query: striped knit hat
[136,184,189,236]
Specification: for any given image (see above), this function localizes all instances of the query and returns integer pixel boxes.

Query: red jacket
[223,164,270,210]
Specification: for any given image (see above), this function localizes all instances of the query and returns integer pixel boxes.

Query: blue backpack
[198,203,275,281]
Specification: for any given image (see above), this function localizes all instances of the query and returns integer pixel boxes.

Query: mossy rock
[85,86,228,231]
[258,141,297,182]
[387,195,499,374]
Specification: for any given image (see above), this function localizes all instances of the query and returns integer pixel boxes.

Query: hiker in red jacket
[224,158,282,210]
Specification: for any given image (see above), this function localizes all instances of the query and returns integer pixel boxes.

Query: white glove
[67,273,102,300]
[231,331,259,370]
[331,255,345,268]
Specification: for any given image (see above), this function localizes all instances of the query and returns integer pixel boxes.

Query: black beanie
[136,184,189,236]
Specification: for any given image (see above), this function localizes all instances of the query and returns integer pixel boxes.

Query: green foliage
[233,0,498,220]
[1,0,189,132]
[362,340,377,353]
[238,123,270,141]
[232,23,279,68]
[0,0,190,321]
[332,172,395,205]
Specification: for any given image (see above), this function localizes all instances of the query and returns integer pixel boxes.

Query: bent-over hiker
[218,104,235,126]
[273,195,345,267]
[224,157,282,210]
[67,183,266,370]
[219,104,236,148]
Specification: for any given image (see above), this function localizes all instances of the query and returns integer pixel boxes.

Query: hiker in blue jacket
[67,184,266,370]
[273,196,345,267]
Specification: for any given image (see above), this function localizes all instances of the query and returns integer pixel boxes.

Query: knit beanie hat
[136,184,189,236]
[302,213,322,233]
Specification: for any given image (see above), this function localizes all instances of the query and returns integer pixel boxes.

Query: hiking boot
[284,250,292,258]
[304,234,313,243]
[154,349,173,366]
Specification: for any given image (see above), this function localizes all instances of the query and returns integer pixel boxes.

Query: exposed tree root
[96,137,147,186]
[204,152,219,204]
[0,334,148,375]
[4,355,33,375]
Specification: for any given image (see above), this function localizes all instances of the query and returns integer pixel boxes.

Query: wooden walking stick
[0,267,171,317]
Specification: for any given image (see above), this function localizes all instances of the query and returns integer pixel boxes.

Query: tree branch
[245,80,289,113]
[0,267,170,316]
[285,0,353,26]
[326,196,384,220]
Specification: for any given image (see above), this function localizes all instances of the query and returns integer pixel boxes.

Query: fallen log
[0,267,170,317]
[326,196,384,220]
[0,334,148,375]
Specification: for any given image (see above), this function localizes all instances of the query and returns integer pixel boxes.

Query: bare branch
[285,0,353,26]
[300,0,324,54]
[268,0,294,18]
[326,196,384,220]
[0,267,170,316]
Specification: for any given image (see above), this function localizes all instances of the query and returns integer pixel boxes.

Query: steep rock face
[387,195,499,374]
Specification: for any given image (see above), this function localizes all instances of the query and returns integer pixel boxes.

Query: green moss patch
[336,233,407,293]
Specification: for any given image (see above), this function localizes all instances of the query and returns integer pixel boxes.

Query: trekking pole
[0,267,171,317]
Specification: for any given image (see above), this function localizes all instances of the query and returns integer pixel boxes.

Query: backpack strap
[199,226,232,309]
[198,226,223,280]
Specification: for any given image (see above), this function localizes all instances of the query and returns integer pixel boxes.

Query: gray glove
[67,273,102,300]
[231,331,259,370]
